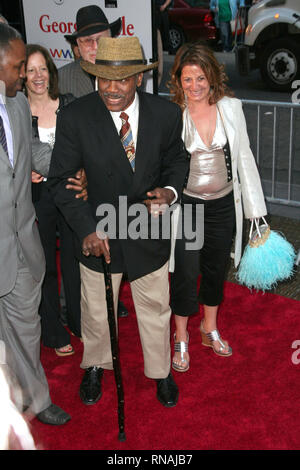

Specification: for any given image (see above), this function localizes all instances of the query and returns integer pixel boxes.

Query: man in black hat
[58,5,121,98]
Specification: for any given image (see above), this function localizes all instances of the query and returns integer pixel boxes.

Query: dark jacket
[48,90,189,281]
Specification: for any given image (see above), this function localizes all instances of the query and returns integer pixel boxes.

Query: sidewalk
[227,215,300,301]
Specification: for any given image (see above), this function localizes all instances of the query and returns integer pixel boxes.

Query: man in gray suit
[0,23,70,425]
[58,5,121,98]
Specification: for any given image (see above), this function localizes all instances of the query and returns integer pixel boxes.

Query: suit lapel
[0,144,9,165]
[1,97,17,168]
[217,98,238,158]
[134,92,153,184]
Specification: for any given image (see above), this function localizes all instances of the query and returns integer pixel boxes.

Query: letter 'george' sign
[22,0,155,92]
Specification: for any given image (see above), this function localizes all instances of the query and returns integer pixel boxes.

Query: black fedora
[64,5,121,41]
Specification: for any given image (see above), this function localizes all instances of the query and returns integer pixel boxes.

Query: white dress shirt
[110,91,139,147]
[110,92,177,203]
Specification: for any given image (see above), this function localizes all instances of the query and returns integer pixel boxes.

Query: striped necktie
[119,112,135,172]
[0,115,8,155]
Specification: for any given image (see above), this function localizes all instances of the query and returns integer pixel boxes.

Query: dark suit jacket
[48,90,189,281]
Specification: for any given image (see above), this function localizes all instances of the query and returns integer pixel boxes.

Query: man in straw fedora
[48,36,189,408]
[59,5,129,325]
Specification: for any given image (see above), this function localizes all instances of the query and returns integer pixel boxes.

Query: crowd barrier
[242,99,300,214]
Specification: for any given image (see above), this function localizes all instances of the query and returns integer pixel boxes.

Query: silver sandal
[200,320,232,357]
[172,332,190,372]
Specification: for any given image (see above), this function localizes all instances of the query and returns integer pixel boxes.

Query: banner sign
[22,0,155,91]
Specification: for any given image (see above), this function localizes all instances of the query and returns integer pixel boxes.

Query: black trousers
[170,191,236,317]
[58,217,81,337]
[34,183,81,347]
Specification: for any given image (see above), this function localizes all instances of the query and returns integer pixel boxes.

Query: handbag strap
[249,217,268,240]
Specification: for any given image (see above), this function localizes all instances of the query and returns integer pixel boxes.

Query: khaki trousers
[79,262,171,379]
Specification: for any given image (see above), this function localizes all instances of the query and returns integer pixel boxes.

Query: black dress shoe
[36,404,71,425]
[156,373,179,408]
[79,366,104,405]
[117,300,129,318]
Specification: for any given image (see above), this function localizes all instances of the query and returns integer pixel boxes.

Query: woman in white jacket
[169,42,266,372]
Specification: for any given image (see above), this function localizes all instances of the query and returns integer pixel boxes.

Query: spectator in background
[155,0,172,54]
[210,0,245,52]
[66,36,81,61]
[24,44,84,353]
[58,5,121,97]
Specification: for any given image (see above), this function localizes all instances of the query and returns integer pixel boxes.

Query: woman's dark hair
[168,41,233,110]
[24,44,59,100]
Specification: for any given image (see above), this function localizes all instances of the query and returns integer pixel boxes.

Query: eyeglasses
[78,36,101,48]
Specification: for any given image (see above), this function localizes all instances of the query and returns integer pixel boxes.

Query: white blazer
[170,96,267,271]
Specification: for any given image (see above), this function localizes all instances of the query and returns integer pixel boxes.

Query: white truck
[235,0,300,91]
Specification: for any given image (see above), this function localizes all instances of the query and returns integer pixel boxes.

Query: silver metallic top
[183,108,233,200]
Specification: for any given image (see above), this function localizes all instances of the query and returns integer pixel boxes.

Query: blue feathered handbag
[237,217,296,291]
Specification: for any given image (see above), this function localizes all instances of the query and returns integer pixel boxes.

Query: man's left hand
[66,168,88,201]
[143,187,175,217]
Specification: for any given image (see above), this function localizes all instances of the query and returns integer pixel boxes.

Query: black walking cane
[102,256,126,442]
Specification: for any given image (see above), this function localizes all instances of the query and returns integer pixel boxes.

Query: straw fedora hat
[64,5,121,41]
[81,37,158,80]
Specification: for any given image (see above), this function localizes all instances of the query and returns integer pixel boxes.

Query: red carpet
[29,280,300,450]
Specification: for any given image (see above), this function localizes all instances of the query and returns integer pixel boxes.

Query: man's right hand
[31,171,44,183]
[82,232,110,263]
[66,168,88,201]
